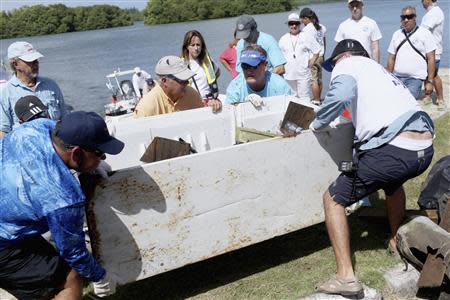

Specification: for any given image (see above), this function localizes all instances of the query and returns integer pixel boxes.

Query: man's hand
[424,82,434,96]
[206,99,222,113]
[93,272,118,297]
[93,161,112,179]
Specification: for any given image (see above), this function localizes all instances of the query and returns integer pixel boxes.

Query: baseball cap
[241,50,267,67]
[154,56,195,81]
[322,39,369,72]
[348,0,363,3]
[56,111,124,155]
[134,67,141,73]
[286,13,300,23]
[7,41,43,62]
[14,95,48,122]
[235,15,257,39]
[299,8,313,18]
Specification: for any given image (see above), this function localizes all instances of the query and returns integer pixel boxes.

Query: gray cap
[154,56,195,81]
[235,15,257,39]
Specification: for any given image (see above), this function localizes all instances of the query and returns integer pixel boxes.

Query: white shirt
[279,32,321,80]
[189,59,210,98]
[331,56,419,143]
[421,4,444,59]
[303,23,327,56]
[132,70,151,96]
[334,16,382,58]
[388,26,436,80]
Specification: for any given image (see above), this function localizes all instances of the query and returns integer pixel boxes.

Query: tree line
[144,0,292,24]
[0,4,133,39]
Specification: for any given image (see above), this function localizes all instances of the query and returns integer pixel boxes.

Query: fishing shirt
[0,75,68,133]
[0,119,105,282]
[311,56,434,150]
[225,71,293,104]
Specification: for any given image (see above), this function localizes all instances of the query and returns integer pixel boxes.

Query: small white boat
[88,95,354,286]
[104,69,140,117]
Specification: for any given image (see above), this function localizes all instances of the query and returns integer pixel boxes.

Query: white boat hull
[90,96,354,285]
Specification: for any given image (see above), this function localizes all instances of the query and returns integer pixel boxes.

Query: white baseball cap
[7,41,43,62]
[134,67,141,73]
[154,56,195,81]
[287,13,300,23]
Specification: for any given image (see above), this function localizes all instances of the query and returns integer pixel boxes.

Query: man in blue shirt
[311,39,434,297]
[235,15,286,75]
[225,45,292,104]
[0,41,68,137]
[0,111,124,299]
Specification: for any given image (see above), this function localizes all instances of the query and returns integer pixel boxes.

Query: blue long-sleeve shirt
[0,119,105,282]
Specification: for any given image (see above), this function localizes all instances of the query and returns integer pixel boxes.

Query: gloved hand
[93,272,118,297]
[94,161,112,179]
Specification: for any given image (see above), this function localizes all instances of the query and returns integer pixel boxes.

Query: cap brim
[173,68,195,81]
[97,137,125,155]
[241,57,262,67]
[236,29,251,40]
[322,57,335,72]
[19,52,43,62]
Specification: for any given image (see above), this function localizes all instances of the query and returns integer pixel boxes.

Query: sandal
[437,99,445,111]
[315,275,364,297]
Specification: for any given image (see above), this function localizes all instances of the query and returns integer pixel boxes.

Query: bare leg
[323,189,355,279]
[312,81,321,102]
[434,75,444,103]
[54,269,84,300]
[386,186,406,250]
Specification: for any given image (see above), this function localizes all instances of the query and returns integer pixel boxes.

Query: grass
[89,114,450,300]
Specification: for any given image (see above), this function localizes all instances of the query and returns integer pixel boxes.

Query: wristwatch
[426,79,434,85]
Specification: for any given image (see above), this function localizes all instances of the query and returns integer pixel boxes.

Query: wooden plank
[280,101,315,132]
[140,137,191,163]
[417,196,450,288]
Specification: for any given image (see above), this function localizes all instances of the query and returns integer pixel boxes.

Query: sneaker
[315,275,364,297]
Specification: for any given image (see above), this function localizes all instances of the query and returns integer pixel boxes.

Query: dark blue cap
[56,111,124,155]
[241,50,267,67]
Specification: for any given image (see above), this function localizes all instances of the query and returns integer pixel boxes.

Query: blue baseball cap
[240,50,267,67]
[56,111,124,155]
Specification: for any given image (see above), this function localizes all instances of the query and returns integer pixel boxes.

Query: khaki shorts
[311,56,324,84]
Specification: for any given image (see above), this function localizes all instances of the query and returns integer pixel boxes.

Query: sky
[0,0,148,11]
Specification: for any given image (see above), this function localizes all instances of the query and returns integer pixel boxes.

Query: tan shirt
[134,84,204,118]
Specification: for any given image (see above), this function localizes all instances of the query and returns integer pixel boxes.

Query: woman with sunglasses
[181,30,221,101]
[279,12,320,102]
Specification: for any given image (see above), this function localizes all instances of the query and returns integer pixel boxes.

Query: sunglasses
[288,22,300,26]
[400,14,416,20]
[242,63,261,70]
[67,145,105,158]
[166,75,189,85]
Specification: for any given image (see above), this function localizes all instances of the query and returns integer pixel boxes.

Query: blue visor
[241,50,267,67]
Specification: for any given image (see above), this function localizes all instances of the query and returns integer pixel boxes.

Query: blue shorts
[397,76,422,99]
[329,143,434,207]
[435,60,440,77]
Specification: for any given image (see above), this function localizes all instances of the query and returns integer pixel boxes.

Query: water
[1,0,448,114]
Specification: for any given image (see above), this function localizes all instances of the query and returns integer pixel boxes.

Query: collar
[10,74,41,89]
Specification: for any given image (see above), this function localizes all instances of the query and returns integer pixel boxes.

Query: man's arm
[386,54,396,73]
[47,204,106,282]
[132,75,141,98]
[272,64,285,75]
[311,74,357,131]
[0,131,6,138]
[425,50,436,96]
[371,40,380,63]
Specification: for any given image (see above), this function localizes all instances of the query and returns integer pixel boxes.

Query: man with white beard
[0,41,67,137]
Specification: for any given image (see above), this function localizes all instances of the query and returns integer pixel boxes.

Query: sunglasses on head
[400,14,416,20]
[242,63,261,70]
[288,22,300,26]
